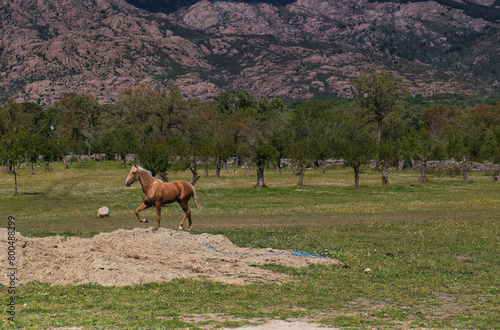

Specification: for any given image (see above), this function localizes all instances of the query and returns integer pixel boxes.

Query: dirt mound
[1,228,338,286]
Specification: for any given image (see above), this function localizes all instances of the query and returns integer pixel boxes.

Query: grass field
[1,160,499,328]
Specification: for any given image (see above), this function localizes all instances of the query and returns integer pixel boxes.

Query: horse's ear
[133,163,137,168]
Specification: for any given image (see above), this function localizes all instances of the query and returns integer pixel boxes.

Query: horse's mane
[136,165,153,177]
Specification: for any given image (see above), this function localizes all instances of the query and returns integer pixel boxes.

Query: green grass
[0,160,499,328]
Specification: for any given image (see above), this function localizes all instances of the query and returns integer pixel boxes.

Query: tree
[37,105,59,171]
[137,138,173,182]
[182,101,218,185]
[338,107,376,187]
[400,127,439,183]
[251,139,278,187]
[20,102,53,173]
[353,71,409,185]
[52,93,101,166]
[249,97,286,187]
[119,84,158,145]
[286,100,334,186]
[152,86,188,139]
[0,127,31,193]
[101,126,138,165]
[213,90,257,177]
[258,98,290,174]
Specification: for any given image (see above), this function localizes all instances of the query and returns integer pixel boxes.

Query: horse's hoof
[179,225,183,230]
[142,219,148,223]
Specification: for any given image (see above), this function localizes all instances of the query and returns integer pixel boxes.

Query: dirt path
[1,227,338,286]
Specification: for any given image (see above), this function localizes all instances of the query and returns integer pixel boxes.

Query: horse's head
[125,164,140,186]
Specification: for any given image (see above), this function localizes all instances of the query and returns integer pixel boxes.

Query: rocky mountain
[0,0,499,107]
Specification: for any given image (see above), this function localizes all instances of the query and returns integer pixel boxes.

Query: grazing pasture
[0,160,498,329]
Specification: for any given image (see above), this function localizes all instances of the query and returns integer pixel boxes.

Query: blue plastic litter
[205,243,324,258]
[291,249,324,258]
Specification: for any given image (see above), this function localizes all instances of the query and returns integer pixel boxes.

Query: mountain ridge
[1,0,499,107]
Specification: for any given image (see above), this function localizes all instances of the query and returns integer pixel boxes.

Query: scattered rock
[97,206,109,218]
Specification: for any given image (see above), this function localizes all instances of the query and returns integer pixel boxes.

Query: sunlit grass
[2,220,498,329]
[0,160,499,328]
[1,160,500,233]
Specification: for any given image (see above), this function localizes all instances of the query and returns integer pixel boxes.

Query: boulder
[97,206,109,218]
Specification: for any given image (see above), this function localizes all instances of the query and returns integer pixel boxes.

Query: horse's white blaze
[125,167,137,186]
[125,170,132,185]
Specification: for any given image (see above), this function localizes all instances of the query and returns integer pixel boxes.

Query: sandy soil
[1,227,338,286]
[221,320,339,329]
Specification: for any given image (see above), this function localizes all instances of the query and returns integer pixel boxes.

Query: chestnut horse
[125,165,202,230]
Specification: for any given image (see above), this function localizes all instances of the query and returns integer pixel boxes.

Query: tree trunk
[354,165,360,187]
[45,160,50,171]
[14,167,18,194]
[222,160,228,173]
[377,121,382,147]
[190,163,201,186]
[204,161,209,177]
[99,154,103,166]
[30,160,35,175]
[494,159,500,181]
[215,158,221,177]
[62,155,69,169]
[275,160,282,174]
[6,161,13,174]
[245,165,251,176]
[461,155,468,181]
[420,155,428,183]
[77,154,81,167]
[159,172,168,182]
[298,165,304,186]
[121,157,126,166]
[382,159,389,185]
[255,164,265,187]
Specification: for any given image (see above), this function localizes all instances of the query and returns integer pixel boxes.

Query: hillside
[0,0,499,106]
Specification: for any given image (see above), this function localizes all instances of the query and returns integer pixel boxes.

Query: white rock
[97,206,109,218]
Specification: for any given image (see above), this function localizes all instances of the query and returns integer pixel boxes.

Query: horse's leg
[135,203,150,223]
[178,200,192,231]
[155,202,162,228]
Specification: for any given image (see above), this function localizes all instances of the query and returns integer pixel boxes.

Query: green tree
[252,139,278,187]
[400,127,440,183]
[137,138,173,182]
[20,102,47,174]
[152,86,188,139]
[119,84,158,145]
[0,127,31,193]
[213,91,256,177]
[182,101,217,184]
[249,98,285,187]
[101,126,138,166]
[338,108,376,187]
[286,100,334,186]
[0,101,49,174]
[52,93,101,167]
[353,71,409,185]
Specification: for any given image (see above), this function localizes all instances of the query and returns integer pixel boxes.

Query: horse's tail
[192,187,202,211]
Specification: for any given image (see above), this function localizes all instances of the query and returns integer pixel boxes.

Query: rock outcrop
[1,0,499,106]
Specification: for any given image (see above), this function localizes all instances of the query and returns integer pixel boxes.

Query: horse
[125,164,202,230]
